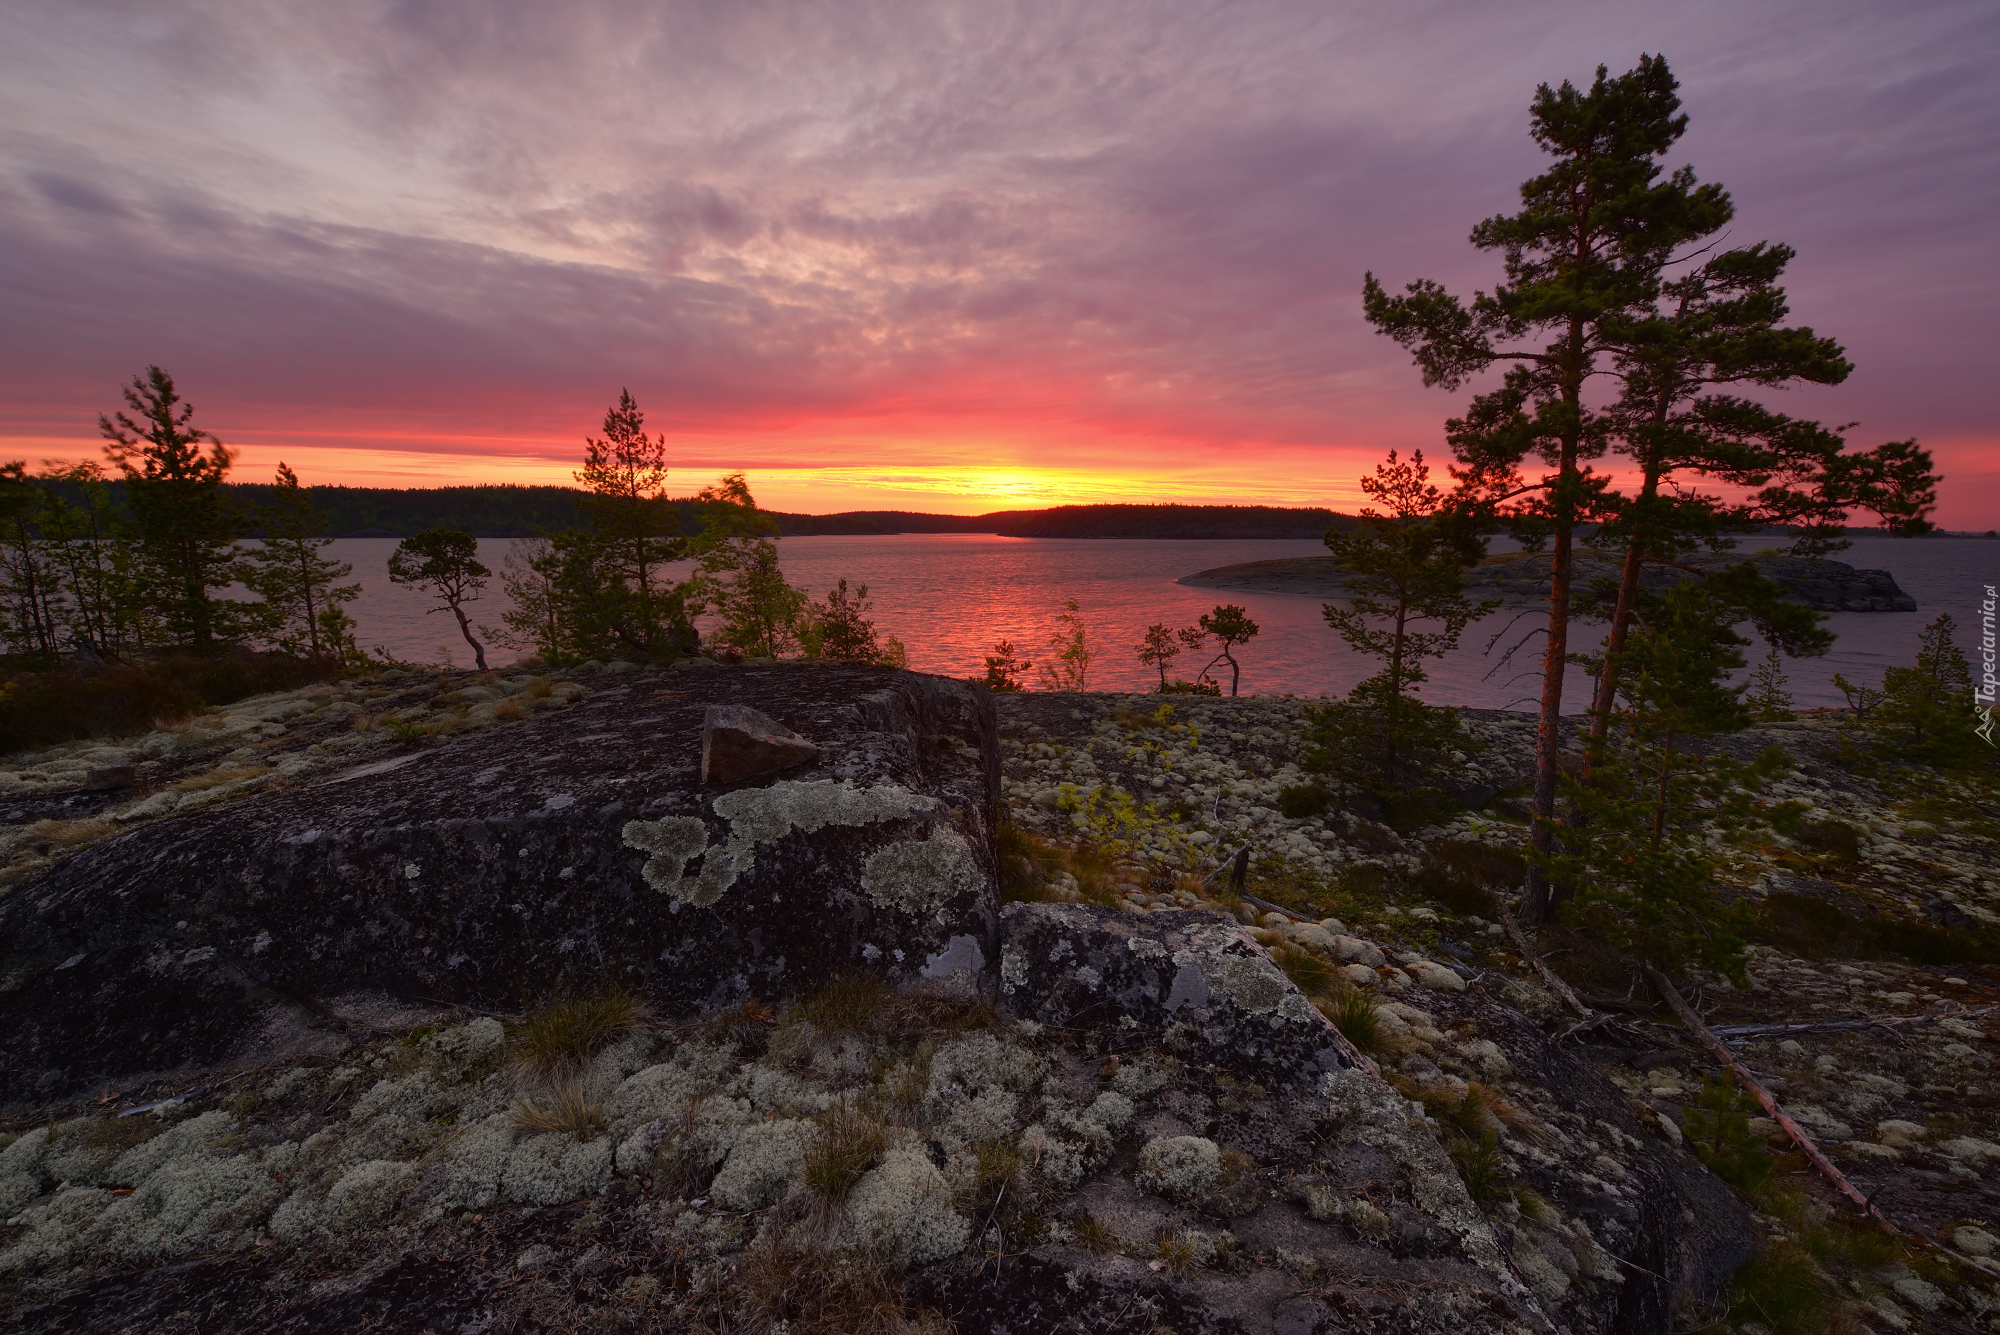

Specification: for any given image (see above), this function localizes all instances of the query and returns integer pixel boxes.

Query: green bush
[1277,783,1332,818]
[1681,1074,1773,1192]
[1415,839,1522,916]
[1749,892,1998,966]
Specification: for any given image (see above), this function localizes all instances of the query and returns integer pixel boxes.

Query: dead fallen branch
[1711,1006,1997,1041]
[1643,963,1878,1218]
[1498,906,1593,1022]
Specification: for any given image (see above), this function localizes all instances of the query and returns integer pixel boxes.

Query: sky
[1,0,1996,522]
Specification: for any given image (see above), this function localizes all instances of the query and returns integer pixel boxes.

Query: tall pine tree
[98,367,245,649]
[1365,56,1728,920]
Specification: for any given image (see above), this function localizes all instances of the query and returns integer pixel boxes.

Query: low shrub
[0,650,341,751]
[1277,784,1331,819]
[1415,840,1523,916]
[1749,892,1999,966]
[1711,1242,1833,1335]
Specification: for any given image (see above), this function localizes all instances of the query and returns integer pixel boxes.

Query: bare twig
[1497,906,1593,1021]
[1711,1006,1996,1041]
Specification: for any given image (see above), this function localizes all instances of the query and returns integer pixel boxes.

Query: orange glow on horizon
[8,419,1995,524]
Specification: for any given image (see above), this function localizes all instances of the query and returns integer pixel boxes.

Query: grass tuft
[803,1100,890,1204]
[509,989,652,1082]
[510,1081,607,1140]
[1314,984,1385,1053]
[734,1233,944,1335]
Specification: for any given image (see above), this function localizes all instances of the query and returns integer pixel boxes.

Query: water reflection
[326,534,1997,712]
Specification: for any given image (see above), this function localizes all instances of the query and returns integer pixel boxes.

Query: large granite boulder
[0,665,1000,1109]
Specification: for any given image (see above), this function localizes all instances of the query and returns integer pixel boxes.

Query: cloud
[0,0,1995,519]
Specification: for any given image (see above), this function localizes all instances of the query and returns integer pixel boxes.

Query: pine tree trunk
[1581,543,1645,783]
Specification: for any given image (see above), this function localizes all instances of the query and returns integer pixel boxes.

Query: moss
[1134,1135,1221,1202]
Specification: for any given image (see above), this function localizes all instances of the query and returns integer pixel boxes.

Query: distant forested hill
[773,504,1354,538]
[49,481,1355,539]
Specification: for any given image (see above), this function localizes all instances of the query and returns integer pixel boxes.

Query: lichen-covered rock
[0,666,1000,1107]
[998,901,1347,1087]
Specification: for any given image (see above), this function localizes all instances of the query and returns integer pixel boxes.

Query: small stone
[1951,1225,1997,1257]
[701,704,820,785]
[1404,959,1466,993]
[516,1243,555,1273]
[1891,1276,1945,1313]
[82,764,138,791]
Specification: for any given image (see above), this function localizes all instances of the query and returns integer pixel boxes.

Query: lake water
[326,534,1999,712]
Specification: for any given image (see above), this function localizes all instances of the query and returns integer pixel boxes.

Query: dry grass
[802,1100,890,1203]
[20,818,119,854]
[523,676,553,699]
[511,1081,607,1139]
[351,713,380,733]
[734,1233,945,1335]
[693,997,776,1050]
[786,972,998,1044]
[1070,1209,1114,1251]
[509,989,653,1082]
[491,698,526,720]
[1153,1226,1202,1274]
[1313,983,1387,1053]
[170,763,270,793]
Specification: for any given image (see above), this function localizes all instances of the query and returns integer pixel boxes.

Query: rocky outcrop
[0,665,1000,1108]
[1181,548,1918,612]
[1000,902,1349,1089]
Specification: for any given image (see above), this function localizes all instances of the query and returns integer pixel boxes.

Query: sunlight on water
[328,534,1999,713]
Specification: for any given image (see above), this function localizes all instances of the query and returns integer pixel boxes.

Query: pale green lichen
[625,782,935,907]
[501,1131,614,1206]
[846,1145,970,1266]
[709,1117,820,1211]
[1210,953,1288,1015]
[861,827,984,916]
[1134,1135,1221,1201]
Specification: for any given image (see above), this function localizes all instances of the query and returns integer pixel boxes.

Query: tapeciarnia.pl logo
[1978,583,1997,747]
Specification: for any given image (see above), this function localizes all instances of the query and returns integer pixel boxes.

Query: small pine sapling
[982,639,1031,692]
[1878,613,1979,760]
[1744,645,1793,723]
[387,529,491,670]
[1136,622,1179,690]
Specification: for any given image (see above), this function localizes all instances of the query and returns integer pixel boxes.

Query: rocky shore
[0,664,1993,1333]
